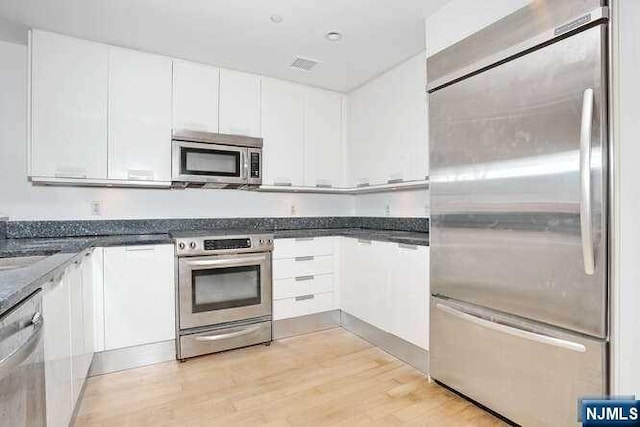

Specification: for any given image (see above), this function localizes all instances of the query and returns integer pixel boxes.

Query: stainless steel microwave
[171,130,262,189]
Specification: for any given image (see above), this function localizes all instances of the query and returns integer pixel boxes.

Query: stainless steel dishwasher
[0,290,46,426]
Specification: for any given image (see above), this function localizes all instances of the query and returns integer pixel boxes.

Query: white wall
[424,0,528,57]
[355,189,428,218]
[612,0,640,396]
[0,40,353,220]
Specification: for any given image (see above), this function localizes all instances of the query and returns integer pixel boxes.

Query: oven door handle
[185,255,267,268]
[193,325,261,342]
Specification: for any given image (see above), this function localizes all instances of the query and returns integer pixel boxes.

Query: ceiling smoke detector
[326,31,343,41]
[289,57,321,72]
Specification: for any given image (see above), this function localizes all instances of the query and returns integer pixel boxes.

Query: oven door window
[192,265,261,312]
[181,147,241,177]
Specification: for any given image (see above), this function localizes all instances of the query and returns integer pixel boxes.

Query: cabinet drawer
[273,255,334,279]
[274,237,334,259]
[273,274,334,300]
[273,292,334,320]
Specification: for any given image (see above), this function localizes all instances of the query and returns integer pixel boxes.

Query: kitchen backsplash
[6,216,429,239]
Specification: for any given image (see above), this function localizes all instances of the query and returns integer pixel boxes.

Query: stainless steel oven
[173,231,273,359]
[171,130,262,188]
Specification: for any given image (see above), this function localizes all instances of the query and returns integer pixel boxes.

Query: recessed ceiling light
[326,31,343,42]
[270,15,283,23]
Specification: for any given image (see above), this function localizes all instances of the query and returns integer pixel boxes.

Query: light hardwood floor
[75,328,505,426]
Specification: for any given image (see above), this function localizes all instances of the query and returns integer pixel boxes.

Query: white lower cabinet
[43,250,96,427]
[272,237,339,320]
[43,273,73,427]
[103,244,175,350]
[340,237,430,350]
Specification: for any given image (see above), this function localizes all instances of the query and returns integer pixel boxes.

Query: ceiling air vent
[290,57,320,71]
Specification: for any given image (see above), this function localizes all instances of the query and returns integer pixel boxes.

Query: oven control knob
[177,242,185,250]
[189,241,197,250]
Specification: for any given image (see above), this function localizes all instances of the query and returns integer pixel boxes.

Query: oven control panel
[174,233,274,256]
[204,238,251,251]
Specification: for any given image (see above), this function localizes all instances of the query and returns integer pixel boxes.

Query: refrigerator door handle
[435,302,587,353]
[580,88,595,275]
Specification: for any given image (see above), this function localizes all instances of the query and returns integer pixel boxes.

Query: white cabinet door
[304,88,344,188]
[43,273,73,427]
[108,48,172,182]
[103,244,175,350]
[388,244,429,349]
[261,78,304,186]
[31,30,108,179]
[219,69,261,137]
[68,261,85,403]
[341,238,390,330]
[80,250,96,375]
[172,61,219,133]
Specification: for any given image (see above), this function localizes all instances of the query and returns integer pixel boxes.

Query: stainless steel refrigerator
[427,1,610,425]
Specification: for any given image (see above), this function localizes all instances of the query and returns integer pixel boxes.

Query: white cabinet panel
[91,248,105,352]
[340,238,390,331]
[43,274,73,427]
[273,274,334,300]
[273,255,334,280]
[219,69,261,137]
[273,292,334,320]
[273,237,334,259]
[103,244,175,350]
[261,78,304,186]
[68,262,84,403]
[388,244,429,349]
[80,250,96,374]
[31,30,108,179]
[172,61,219,133]
[304,88,344,188]
[108,48,172,182]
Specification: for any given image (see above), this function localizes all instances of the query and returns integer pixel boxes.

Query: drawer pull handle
[295,275,315,282]
[274,181,292,187]
[295,294,314,301]
[357,239,372,245]
[125,246,156,252]
[295,237,315,242]
[398,243,418,250]
[295,256,315,262]
[193,325,261,342]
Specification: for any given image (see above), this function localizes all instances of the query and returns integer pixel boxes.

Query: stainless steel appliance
[171,130,263,189]
[0,290,46,426]
[173,231,273,359]
[427,1,610,425]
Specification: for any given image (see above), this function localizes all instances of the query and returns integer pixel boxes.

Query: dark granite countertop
[0,220,428,317]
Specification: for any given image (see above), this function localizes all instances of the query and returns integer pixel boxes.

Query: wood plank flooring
[75,328,505,426]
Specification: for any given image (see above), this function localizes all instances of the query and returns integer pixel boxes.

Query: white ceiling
[0,0,449,92]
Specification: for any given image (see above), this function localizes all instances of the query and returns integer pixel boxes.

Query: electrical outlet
[90,201,102,216]
[384,204,391,217]
[290,203,297,216]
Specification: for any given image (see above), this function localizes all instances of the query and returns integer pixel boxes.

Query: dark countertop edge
[0,229,427,317]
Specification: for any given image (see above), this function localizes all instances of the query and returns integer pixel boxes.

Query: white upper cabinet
[304,88,345,188]
[108,48,172,182]
[219,69,261,137]
[30,30,108,179]
[261,78,305,186]
[172,61,220,133]
[347,51,428,186]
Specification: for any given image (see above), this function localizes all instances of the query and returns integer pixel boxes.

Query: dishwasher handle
[0,312,43,380]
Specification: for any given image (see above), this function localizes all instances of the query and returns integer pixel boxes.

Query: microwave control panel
[250,152,260,178]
